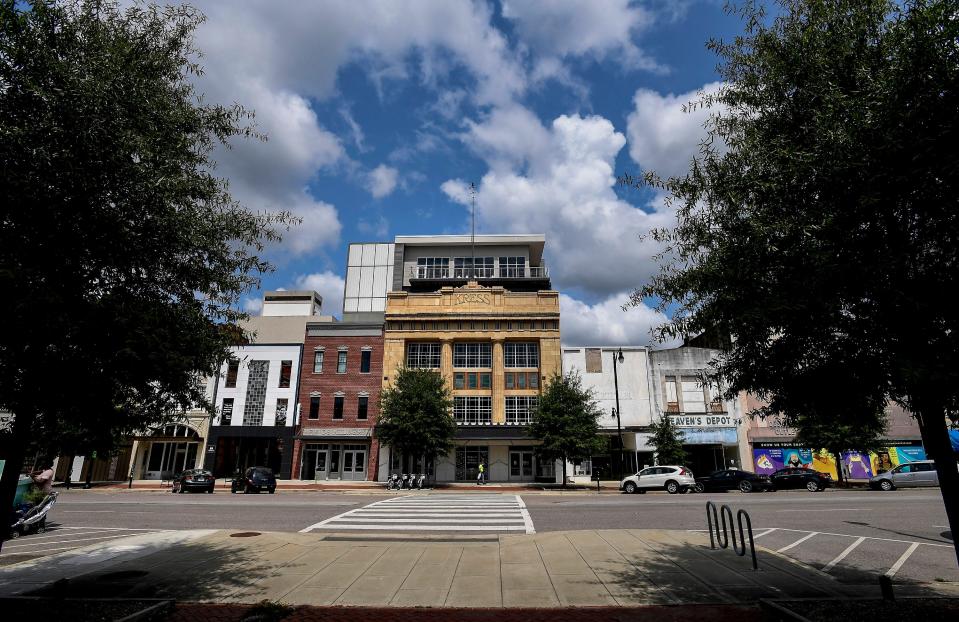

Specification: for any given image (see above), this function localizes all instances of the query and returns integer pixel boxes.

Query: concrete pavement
[2,527,935,607]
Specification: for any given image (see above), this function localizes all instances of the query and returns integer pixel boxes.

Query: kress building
[344,234,562,483]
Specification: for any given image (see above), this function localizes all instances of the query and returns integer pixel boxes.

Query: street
[2,487,956,587]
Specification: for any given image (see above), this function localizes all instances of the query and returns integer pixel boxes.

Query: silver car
[620,466,695,494]
[869,460,939,491]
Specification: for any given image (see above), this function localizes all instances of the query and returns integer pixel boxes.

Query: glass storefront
[455,446,489,481]
[301,442,368,481]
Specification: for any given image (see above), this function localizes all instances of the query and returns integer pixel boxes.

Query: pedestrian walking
[476,462,485,485]
[30,462,55,495]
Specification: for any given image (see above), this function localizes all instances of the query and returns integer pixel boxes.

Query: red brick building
[292,322,384,481]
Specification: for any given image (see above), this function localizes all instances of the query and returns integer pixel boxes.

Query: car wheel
[665,481,679,494]
[880,480,894,491]
[624,481,637,494]
[739,480,753,493]
[230,486,236,494]
[806,480,820,492]
[694,483,705,493]
[268,488,275,494]
[179,486,186,494]
[8,530,20,540]
[679,487,689,494]
[207,487,214,494]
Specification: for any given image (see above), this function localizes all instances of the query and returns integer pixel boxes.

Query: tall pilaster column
[492,338,505,424]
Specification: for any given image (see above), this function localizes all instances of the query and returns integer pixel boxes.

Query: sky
[186,0,744,346]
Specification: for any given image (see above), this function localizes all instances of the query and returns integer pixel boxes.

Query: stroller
[9,491,58,539]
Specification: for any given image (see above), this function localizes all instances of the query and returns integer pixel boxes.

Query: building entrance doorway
[455,446,489,481]
[301,443,367,481]
[143,425,201,479]
[509,448,535,480]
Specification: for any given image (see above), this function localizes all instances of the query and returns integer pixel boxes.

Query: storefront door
[455,446,489,481]
[509,449,534,480]
[145,441,198,479]
[341,446,367,481]
[300,444,329,480]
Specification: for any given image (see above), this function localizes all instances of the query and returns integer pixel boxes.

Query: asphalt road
[3,487,956,586]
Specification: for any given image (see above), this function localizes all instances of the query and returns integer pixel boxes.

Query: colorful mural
[753,445,926,478]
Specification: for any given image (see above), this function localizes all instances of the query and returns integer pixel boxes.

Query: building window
[499,256,526,278]
[453,256,495,278]
[333,395,344,419]
[504,342,539,368]
[309,395,320,420]
[360,350,372,374]
[505,396,539,424]
[585,348,603,373]
[313,350,324,374]
[454,373,465,390]
[275,399,288,426]
[453,396,492,424]
[681,377,707,413]
[220,398,233,425]
[279,360,292,388]
[505,372,539,389]
[337,350,347,374]
[453,342,492,368]
[480,372,491,389]
[242,360,269,426]
[416,257,450,278]
[357,396,369,420]
[406,342,441,369]
[225,360,239,387]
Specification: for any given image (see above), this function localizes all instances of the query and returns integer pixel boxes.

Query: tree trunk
[832,449,846,487]
[0,409,35,554]
[562,456,568,488]
[915,410,959,568]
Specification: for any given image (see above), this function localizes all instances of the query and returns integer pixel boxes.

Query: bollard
[879,575,895,601]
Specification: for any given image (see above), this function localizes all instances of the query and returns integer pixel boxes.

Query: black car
[694,469,774,493]
[172,469,215,494]
[231,467,277,494]
[769,467,831,492]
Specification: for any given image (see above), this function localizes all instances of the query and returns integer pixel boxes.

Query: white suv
[620,466,695,494]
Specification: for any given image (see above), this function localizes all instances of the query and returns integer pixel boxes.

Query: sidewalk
[72,479,626,493]
[1,527,930,607]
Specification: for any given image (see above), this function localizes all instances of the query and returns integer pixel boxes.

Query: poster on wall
[752,448,813,474]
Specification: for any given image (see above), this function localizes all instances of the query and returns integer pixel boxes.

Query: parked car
[694,469,774,493]
[231,467,277,494]
[769,467,831,492]
[869,460,940,491]
[620,466,696,494]
[171,469,215,494]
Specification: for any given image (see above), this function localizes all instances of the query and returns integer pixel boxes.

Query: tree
[627,0,959,564]
[0,1,289,550]
[648,415,688,467]
[375,368,456,475]
[529,372,604,487]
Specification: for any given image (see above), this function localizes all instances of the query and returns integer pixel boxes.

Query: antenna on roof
[470,181,476,280]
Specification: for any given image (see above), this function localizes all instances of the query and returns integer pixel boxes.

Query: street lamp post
[612,348,625,480]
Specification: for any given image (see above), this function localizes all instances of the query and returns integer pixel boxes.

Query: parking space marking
[753,528,778,538]
[2,533,146,549]
[885,542,920,577]
[777,531,820,552]
[822,536,866,572]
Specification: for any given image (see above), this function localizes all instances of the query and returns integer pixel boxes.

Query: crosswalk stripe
[300,493,534,534]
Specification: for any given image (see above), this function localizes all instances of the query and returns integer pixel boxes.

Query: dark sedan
[770,467,831,492]
[694,469,774,493]
[171,469,215,494]
[231,466,277,494]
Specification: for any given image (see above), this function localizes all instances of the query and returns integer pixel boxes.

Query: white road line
[349,513,522,518]
[753,528,778,538]
[311,524,528,531]
[0,528,140,542]
[54,526,163,531]
[775,508,865,512]
[516,494,535,535]
[764,527,953,548]
[777,532,820,552]
[327,518,525,524]
[886,542,921,577]
[1,533,148,550]
[822,537,866,572]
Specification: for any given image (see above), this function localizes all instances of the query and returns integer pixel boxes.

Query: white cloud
[626,81,725,179]
[291,271,346,318]
[502,0,664,72]
[560,292,680,347]
[242,296,263,315]
[444,108,675,298]
[367,165,400,199]
[358,215,390,238]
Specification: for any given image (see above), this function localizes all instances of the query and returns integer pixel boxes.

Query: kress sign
[668,414,740,427]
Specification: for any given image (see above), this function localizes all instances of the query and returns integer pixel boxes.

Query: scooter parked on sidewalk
[400,473,411,489]
[415,473,428,489]
[386,473,400,490]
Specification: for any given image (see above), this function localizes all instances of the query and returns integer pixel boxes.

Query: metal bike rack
[706,501,758,570]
